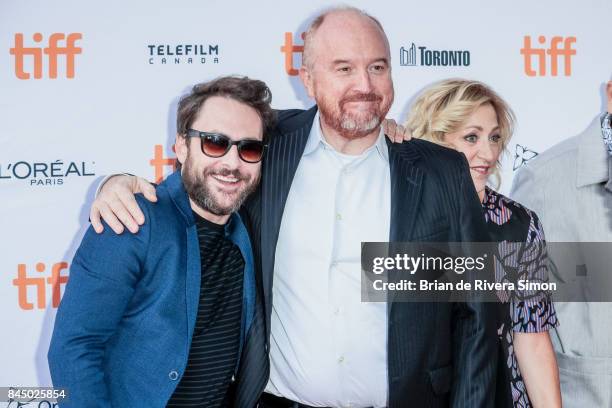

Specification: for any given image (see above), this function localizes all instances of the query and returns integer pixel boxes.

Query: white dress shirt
[265,112,391,407]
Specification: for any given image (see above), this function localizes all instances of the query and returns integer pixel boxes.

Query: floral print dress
[482,186,559,408]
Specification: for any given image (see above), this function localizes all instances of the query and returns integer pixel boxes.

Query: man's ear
[606,81,612,114]
[299,65,315,99]
[175,134,188,165]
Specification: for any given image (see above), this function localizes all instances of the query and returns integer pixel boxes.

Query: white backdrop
[1,0,611,403]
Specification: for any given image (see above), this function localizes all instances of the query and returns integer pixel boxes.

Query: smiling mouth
[344,100,378,108]
[211,174,241,187]
[470,166,490,176]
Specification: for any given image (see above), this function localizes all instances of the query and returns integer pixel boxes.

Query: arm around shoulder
[90,174,157,234]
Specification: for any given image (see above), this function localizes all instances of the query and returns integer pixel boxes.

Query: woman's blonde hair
[405,79,515,184]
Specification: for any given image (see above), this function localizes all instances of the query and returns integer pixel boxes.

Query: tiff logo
[9,33,82,79]
[280,32,305,76]
[150,144,177,183]
[12,262,69,310]
[520,36,576,77]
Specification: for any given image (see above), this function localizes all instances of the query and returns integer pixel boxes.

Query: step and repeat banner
[1,0,611,404]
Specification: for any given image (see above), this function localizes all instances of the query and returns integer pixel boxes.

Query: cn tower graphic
[400,43,417,66]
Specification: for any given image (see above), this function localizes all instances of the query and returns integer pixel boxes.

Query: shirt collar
[192,208,240,237]
[600,112,612,155]
[303,111,389,162]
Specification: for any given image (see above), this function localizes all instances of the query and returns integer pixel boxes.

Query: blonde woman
[405,79,561,408]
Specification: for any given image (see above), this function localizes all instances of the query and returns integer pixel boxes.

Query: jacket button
[169,370,179,381]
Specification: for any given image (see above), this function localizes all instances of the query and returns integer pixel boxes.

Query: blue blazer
[48,171,256,408]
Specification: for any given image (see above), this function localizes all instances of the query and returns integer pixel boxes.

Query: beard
[318,91,391,140]
[182,154,260,216]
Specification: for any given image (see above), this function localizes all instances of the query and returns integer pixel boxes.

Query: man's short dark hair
[176,76,276,142]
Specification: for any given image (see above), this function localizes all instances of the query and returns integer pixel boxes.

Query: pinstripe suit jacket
[234,106,498,408]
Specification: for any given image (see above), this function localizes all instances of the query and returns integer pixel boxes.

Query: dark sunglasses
[186,129,267,163]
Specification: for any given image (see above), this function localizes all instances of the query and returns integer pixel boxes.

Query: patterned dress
[482,186,559,408]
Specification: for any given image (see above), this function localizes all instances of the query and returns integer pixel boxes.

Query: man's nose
[219,144,242,168]
[354,69,374,93]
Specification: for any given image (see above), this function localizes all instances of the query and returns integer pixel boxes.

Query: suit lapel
[577,116,608,188]
[387,140,424,310]
[388,139,424,242]
[185,226,201,341]
[260,107,317,324]
[164,171,202,341]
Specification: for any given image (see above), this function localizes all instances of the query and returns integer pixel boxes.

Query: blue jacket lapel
[164,171,201,344]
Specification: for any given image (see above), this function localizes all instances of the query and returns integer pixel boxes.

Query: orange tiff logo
[9,33,82,80]
[12,262,69,310]
[280,32,305,76]
[150,144,177,183]
[520,35,576,77]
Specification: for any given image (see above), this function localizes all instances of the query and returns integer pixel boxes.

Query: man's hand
[90,175,157,234]
[382,119,412,143]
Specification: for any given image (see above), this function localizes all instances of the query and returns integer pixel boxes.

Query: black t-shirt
[167,212,245,408]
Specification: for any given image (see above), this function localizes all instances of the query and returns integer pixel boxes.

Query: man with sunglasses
[86,7,497,408]
[48,76,274,408]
